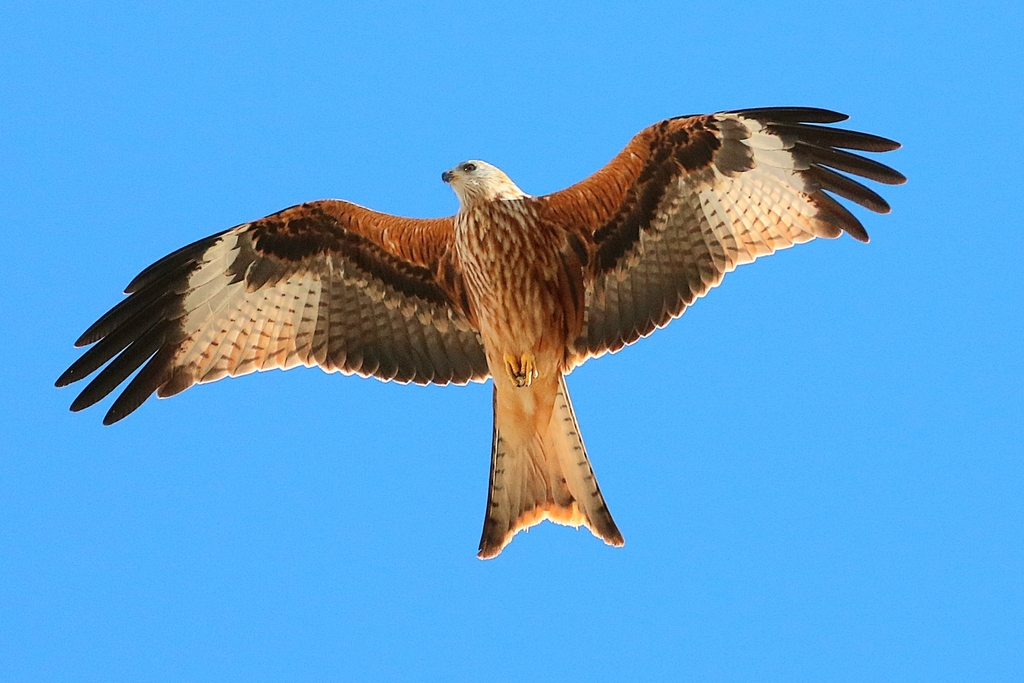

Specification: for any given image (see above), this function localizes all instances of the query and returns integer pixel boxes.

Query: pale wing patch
[699,163,822,270]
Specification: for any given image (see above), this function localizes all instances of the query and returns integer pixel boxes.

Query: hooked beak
[441,169,455,184]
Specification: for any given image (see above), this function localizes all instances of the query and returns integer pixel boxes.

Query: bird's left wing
[537,107,906,361]
[57,200,489,424]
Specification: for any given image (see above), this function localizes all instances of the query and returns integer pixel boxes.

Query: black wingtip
[729,106,850,124]
[101,409,126,426]
[842,216,872,243]
[69,389,103,413]
[851,135,901,154]
[875,138,903,154]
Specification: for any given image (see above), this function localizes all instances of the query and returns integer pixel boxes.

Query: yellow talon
[503,352,538,387]
[520,353,537,387]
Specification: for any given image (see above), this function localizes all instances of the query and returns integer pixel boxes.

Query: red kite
[58,107,904,558]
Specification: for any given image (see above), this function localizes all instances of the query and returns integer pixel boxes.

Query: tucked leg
[502,352,538,387]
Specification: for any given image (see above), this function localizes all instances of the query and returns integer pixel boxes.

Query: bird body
[447,165,620,555]
[58,107,905,557]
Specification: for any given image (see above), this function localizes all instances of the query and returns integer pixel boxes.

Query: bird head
[442,160,528,208]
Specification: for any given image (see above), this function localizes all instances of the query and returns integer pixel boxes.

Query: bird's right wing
[538,107,905,361]
[57,200,489,424]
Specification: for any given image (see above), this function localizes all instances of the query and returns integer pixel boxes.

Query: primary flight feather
[57,107,905,558]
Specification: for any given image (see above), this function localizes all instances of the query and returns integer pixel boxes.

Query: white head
[441,160,528,208]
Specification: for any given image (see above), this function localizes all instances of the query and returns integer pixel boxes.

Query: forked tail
[478,373,624,559]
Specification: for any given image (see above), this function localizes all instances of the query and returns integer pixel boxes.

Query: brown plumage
[57,107,905,558]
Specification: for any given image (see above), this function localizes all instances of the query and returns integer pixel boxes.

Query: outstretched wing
[57,200,489,424]
[538,107,906,360]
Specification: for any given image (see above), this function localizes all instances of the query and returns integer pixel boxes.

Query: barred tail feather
[477,373,623,559]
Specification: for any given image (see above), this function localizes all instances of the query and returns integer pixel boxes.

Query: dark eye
[461,162,477,173]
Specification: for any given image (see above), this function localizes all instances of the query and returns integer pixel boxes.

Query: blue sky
[2,1,1021,681]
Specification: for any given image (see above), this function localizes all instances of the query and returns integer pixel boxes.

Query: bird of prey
[57,107,904,558]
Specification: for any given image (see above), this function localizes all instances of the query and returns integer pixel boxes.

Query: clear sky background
[3,2,1021,681]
